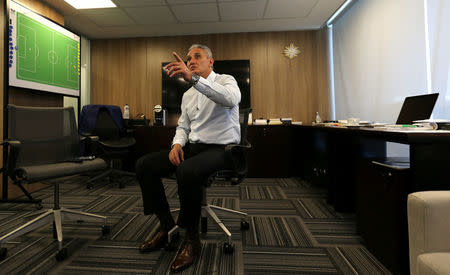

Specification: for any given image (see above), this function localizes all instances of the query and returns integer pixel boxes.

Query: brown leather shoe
[139,230,168,253]
[170,239,201,272]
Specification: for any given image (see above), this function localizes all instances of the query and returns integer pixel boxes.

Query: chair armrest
[0,140,21,175]
[0,139,21,146]
[79,133,99,142]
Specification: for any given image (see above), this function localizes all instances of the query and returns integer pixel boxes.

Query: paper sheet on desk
[254,119,267,125]
[370,127,450,133]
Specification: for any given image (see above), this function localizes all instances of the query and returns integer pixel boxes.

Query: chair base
[0,207,108,260]
[169,204,248,245]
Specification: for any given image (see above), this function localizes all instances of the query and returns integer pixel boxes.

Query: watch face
[191,74,199,84]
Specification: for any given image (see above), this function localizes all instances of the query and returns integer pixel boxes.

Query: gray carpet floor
[0,176,391,274]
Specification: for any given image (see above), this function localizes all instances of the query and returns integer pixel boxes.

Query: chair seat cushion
[417,253,450,275]
[16,158,108,182]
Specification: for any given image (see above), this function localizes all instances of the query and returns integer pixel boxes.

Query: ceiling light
[64,0,116,9]
[326,0,352,27]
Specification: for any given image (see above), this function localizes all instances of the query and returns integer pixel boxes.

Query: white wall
[427,0,450,119]
[332,0,428,124]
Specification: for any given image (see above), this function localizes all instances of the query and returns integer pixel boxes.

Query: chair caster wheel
[0,247,7,261]
[240,221,249,230]
[223,242,234,254]
[102,225,111,235]
[55,248,68,261]
[36,203,43,210]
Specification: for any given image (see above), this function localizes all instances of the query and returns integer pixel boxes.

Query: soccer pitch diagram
[15,12,80,90]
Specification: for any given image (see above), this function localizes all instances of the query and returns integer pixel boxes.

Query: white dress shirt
[172,71,241,147]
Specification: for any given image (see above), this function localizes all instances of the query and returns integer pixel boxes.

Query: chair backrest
[239,108,251,146]
[8,104,79,167]
[234,108,251,175]
[208,108,251,185]
[79,104,125,137]
[93,107,121,141]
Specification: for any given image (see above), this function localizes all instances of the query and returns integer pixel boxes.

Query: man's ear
[209,58,214,68]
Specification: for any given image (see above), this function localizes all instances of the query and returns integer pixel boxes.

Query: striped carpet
[0,176,391,274]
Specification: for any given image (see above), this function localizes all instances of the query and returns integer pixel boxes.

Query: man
[136,44,241,272]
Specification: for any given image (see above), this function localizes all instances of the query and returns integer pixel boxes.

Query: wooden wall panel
[91,30,332,124]
[91,39,148,113]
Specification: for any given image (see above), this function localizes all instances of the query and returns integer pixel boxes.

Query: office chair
[0,105,110,262]
[80,105,136,189]
[167,108,252,254]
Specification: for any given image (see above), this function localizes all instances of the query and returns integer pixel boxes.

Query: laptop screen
[396,93,439,124]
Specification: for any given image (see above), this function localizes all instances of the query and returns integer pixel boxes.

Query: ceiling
[38,0,346,39]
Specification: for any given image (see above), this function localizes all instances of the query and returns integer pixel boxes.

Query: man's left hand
[164,52,192,82]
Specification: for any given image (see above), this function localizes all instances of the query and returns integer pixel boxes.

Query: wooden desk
[132,125,295,178]
[294,125,450,274]
[294,125,450,211]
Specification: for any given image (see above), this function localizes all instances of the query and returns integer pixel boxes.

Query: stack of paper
[254,119,267,125]
[281,118,292,125]
[268,119,282,125]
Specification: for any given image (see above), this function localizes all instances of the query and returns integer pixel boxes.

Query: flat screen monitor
[396,93,439,124]
[162,60,251,113]
[8,1,81,97]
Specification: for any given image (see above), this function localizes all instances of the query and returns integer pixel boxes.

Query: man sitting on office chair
[136,44,241,272]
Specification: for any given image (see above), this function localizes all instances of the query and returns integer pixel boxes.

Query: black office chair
[81,105,136,189]
[168,108,251,253]
[0,105,110,261]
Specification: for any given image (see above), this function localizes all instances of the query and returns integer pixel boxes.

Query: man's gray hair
[188,44,213,58]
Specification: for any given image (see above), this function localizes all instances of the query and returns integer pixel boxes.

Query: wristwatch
[190,73,200,86]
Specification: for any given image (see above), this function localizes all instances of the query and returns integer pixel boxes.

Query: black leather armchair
[0,105,110,261]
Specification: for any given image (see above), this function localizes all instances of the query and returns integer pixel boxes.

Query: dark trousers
[135,143,232,229]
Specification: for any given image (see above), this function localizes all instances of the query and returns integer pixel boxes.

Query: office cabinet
[293,126,330,186]
[356,158,411,274]
[247,125,293,177]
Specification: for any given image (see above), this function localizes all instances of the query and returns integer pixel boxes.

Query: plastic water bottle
[315,112,322,123]
[123,104,130,119]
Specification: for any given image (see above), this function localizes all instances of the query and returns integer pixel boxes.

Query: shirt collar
[205,71,216,82]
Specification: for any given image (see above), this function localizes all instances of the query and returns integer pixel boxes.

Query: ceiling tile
[167,0,216,4]
[125,6,176,24]
[113,0,167,7]
[219,0,266,21]
[171,4,219,23]
[81,8,135,27]
[264,0,318,19]
[64,14,104,37]
[40,0,345,38]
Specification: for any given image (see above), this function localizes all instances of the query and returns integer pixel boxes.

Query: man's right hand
[169,144,184,166]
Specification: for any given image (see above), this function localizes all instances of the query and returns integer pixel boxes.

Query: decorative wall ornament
[283,43,300,60]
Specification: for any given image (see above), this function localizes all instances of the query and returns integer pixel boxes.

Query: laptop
[396,93,439,124]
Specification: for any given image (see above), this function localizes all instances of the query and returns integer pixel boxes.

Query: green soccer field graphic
[16,12,79,90]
